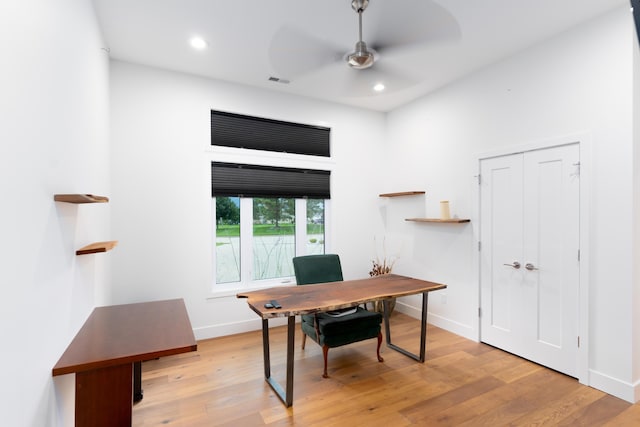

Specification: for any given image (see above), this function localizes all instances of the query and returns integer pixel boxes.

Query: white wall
[109,61,386,337]
[0,0,110,426]
[632,8,640,401]
[385,6,638,401]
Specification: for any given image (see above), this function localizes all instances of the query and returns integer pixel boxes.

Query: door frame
[473,132,592,385]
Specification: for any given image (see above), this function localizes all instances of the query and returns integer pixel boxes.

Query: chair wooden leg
[376,332,384,362]
[302,330,307,349]
[322,345,329,378]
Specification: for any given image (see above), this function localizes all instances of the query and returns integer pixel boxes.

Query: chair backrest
[293,254,343,285]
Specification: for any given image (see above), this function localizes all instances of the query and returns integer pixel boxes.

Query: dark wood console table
[53,299,197,427]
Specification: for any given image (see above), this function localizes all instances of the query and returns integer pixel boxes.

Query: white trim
[206,145,336,171]
[395,300,476,342]
[474,132,591,386]
[471,167,481,342]
[193,317,294,341]
[240,197,253,281]
[295,198,307,255]
[206,280,295,300]
[589,369,638,403]
[577,134,593,385]
[475,132,586,161]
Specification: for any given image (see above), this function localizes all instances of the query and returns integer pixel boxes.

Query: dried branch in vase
[369,260,394,276]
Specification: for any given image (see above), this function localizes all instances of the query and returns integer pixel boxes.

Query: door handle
[503,261,521,269]
[525,263,539,271]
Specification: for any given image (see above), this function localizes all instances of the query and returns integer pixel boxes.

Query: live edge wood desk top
[237,274,447,319]
[53,298,197,376]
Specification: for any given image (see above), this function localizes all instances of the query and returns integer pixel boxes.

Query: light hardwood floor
[133,313,639,426]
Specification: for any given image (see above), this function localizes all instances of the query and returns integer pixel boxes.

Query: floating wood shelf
[405,218,471,224]
[76,241,118,256]
[54,194,109,204]
[379,191,425,198]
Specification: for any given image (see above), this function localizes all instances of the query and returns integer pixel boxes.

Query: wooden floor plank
[603,403,640,426]
[132,313,637,426]
[556,394,633,426]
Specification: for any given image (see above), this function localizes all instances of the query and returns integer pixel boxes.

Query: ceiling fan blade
[368,0,461,54]
[268,25,344,80]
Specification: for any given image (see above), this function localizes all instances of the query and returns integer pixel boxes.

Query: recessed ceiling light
[373,83,385,92]
[190,37,208,50]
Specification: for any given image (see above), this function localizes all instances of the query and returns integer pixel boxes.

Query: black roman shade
[211,110,330,157]
[212,162,331,199]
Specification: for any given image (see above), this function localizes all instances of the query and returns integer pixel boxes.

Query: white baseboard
[394,301,477,342]
[588,369,639,403]
[193,317,292,341]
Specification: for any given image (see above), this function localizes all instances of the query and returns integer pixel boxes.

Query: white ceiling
[92,0,627,112]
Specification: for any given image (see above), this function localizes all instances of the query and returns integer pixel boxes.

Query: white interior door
[479,154,524,353]
[480,144,580,377]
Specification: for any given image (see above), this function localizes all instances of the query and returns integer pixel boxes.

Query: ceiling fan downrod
[347,0,374,69]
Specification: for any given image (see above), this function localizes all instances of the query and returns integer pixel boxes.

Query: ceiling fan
[268,0,461,97]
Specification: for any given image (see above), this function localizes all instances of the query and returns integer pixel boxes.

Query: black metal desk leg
[262,318,271,379]
[262,316,295,407]
[384,292,429,362]
[133,361,143,403]
[284,316,295,404]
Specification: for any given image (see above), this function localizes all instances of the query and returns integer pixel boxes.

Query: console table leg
[75,364,132,427]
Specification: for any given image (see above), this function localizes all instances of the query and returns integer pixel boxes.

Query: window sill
[206,278,296,300]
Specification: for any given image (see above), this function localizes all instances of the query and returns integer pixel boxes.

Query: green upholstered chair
[292,254,384,378]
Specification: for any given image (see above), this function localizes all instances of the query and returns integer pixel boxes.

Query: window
[215,196,240,284]
[252,197,296,280]
[210,111,331,290]
[212,162,330,288]
[213,196,327,286]
[211,110,330,157]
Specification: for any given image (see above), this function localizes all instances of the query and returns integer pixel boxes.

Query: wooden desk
[237,274,446,406]
[53,299,197,427]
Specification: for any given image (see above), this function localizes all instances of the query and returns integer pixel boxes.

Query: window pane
[215,197,240,283]
[306,199,325,255]
[253,198,295,280]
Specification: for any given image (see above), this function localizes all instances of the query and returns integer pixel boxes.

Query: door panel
[480,143,579,377]
[522,144,580,377]
[480,155,523,353]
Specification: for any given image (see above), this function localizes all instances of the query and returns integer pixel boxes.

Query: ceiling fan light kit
[347,41,375,69]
